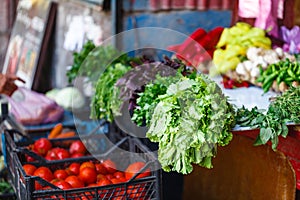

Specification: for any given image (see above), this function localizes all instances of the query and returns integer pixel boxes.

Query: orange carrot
[55,131,76,139]
[48,123,63,139]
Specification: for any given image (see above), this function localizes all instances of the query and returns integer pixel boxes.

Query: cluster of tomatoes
[23,159,151,199]
[25,137,88,161]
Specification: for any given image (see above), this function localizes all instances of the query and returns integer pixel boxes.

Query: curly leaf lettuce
[145,75,235,174]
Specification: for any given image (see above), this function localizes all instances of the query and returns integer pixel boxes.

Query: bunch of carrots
[48,123,76,139]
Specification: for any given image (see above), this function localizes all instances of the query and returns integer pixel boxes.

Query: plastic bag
[6,87,64,125]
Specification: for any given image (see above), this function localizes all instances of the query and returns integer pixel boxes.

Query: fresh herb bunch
[144,74,235,174]
[235,86,300,149]
[66,40,134,84]
[66,40,96,83]
[90,63,131,122]
[132,73,183,126]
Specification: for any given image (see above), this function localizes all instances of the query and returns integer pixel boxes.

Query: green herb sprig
[235,86,300,149]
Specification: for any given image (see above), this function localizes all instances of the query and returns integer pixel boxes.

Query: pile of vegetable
[66,41,135,85]
[212,22,271,75]
[22,159,150,193]
[135,74,235,174]
[235,86,300,149]
[234,47,296,85]
[86,34,299,175]
[90,63,131,122]
[90,54,235,174]
[167,26,224,72]
[256,59,300,93]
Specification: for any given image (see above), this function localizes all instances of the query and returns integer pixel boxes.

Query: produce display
[3,127,159,200]
[234,47,296,86]
[90,63,131,122]
[256,59,300,93]
[87,33,299,174]
[167,26,224,71]
[22,160,150,191]
[140,74,235,174]
[2,21,300,199]
[91,55,235,174]
[235,86,300,149]
[24,137,88,162]
[212,22,272,75]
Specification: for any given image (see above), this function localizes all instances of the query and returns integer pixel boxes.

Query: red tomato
[124,162,151,180]
[79,167,97,184]
[97,179,112,186]
[50,178,61,184]
[53,169,69,180]
[96,174,107,182]
[46,147,70,160]
[65,175,84,188]
[33,166,54,190]
[71,152,84,158]
[117,177,127,183]
[33,166,54,181]
[113,171,124,179]
[110,178,123,184]
[33,138,52,156]
[23,164,37,176]
[80,161,95,171]
[69,140,87,155]
[95,163,108,175]
[53,180,73,190]
[68,163,80,175]
[105,174,114,180]
[87,183,98,187]
[102,159,117,174]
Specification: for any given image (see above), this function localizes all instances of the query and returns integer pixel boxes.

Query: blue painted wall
[121,1,233,58]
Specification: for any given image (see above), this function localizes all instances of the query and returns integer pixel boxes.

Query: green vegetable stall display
[88,51,300,176]
[90,57,236,175]
[73,22,300,195]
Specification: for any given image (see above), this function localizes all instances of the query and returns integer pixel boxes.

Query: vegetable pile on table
[235,86,300,149]
[204,22,299,93]
[82,32,299,175]
[212,22,272,75]
[91,55,235,174]
[138,74,235,174]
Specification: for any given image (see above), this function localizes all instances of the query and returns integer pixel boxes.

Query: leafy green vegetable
[66,40,133,85]
[90,63,131,122]
[141,74,235,174]
[0,180,14,194]
[66,40,96,84]
[235,86,300,149]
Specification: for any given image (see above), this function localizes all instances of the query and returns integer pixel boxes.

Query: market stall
[0,0,300,199]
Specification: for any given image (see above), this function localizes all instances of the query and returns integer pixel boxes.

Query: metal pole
[111,0,123,50]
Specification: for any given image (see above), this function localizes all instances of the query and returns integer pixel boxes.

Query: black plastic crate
[3,128,162,200]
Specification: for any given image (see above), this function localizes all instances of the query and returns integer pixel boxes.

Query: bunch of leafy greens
[135,74,235,174]
[66,40,96,83]
[90,63,131,122]
[110,57,193,120]
[66,40,133,84]
[235,86,300,149]
[132,73,183,126]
